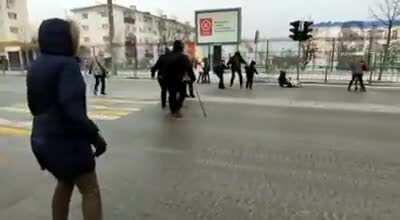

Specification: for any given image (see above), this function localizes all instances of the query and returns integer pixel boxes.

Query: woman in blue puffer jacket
[27,18,107,220]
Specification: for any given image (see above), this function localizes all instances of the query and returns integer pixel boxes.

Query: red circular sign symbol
[201,20,212,31]
[200,18,213,36]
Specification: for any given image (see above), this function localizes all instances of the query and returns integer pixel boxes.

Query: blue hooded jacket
[27,19,99,181]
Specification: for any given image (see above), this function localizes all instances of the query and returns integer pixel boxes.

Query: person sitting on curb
[278,70,293,88]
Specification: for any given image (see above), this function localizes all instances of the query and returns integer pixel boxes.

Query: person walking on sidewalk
[228,51,247,88]
[151,48,171,109]
[357,60,368,92]
[90,55,108,96]
[0,56,8,75]
[198,57,210,84]
[27,18,106,220]
[245,61,259,90]
[184,58,196,98]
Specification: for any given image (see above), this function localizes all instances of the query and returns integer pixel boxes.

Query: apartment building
[0,0,34,70]
[70,4,194,67]
[312,21,400,66]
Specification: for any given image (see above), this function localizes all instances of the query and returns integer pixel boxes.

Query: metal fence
[4,37,400,84]
[250,37,400,83]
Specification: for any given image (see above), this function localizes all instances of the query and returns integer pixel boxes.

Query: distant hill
[315,20,400,28]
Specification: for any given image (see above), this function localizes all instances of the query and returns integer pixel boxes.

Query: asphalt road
[0,76,400,220]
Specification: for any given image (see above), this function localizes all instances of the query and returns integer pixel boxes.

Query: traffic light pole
[297,41,301,81]
[290,20,313,82]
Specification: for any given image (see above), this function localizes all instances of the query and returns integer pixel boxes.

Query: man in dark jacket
[214,59,228,89]
[245,61,259,90]
[27,18,105,219]
[228,51,247,88]
[164,40,195,118]
[151,48,170,108]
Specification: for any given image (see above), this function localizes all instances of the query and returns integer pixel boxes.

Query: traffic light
[289,21,301,41]
[289,20,313,41]
[303,21,314,41]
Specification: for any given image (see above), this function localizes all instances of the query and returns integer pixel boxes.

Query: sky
[28,0,379,38]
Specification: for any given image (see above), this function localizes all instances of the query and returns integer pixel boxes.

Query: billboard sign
[195,8,242,45]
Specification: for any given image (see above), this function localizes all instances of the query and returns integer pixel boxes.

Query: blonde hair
[68,20,80,56]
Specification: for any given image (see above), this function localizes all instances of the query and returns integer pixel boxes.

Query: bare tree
[370,0,400,80]
[301,40,317,70]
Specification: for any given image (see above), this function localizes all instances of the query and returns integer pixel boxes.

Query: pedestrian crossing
[0,97,159,137]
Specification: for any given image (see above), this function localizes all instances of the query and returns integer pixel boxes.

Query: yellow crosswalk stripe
[0,126,30,136]
[92,110,130,117]
[0,97,152,123]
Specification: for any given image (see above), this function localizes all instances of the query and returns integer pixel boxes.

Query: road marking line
[91,98,159,105]
[0,106,30,114]
[200,96,400,114]
[0,98,146,123]
[0,126,30,136]
[88,113,120,121]
[0,118,32,129]
[91,110,131,117]
[89,105,141,112]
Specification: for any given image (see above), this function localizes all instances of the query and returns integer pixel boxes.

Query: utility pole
[330,38,336,72]
[297,41,301,81]
[107,0,117,75]
[265,39,269,73]
[254,30,260,63]
[290,20,313,81]
[367,29,375,84]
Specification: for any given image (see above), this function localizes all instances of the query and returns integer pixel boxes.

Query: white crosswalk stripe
[201,96,400,114]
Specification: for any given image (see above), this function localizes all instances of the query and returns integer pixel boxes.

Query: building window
[8,12,17,20]
[102,24,109,30]
[103,36,110,42]
[393,30,399,40]
[9,26,19,34]
[100,11,107,18]
[6,0,15,9]
[84,37,90,43]
[82,13,88,19]
[124,17,135,24]
[82,25,89,31]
